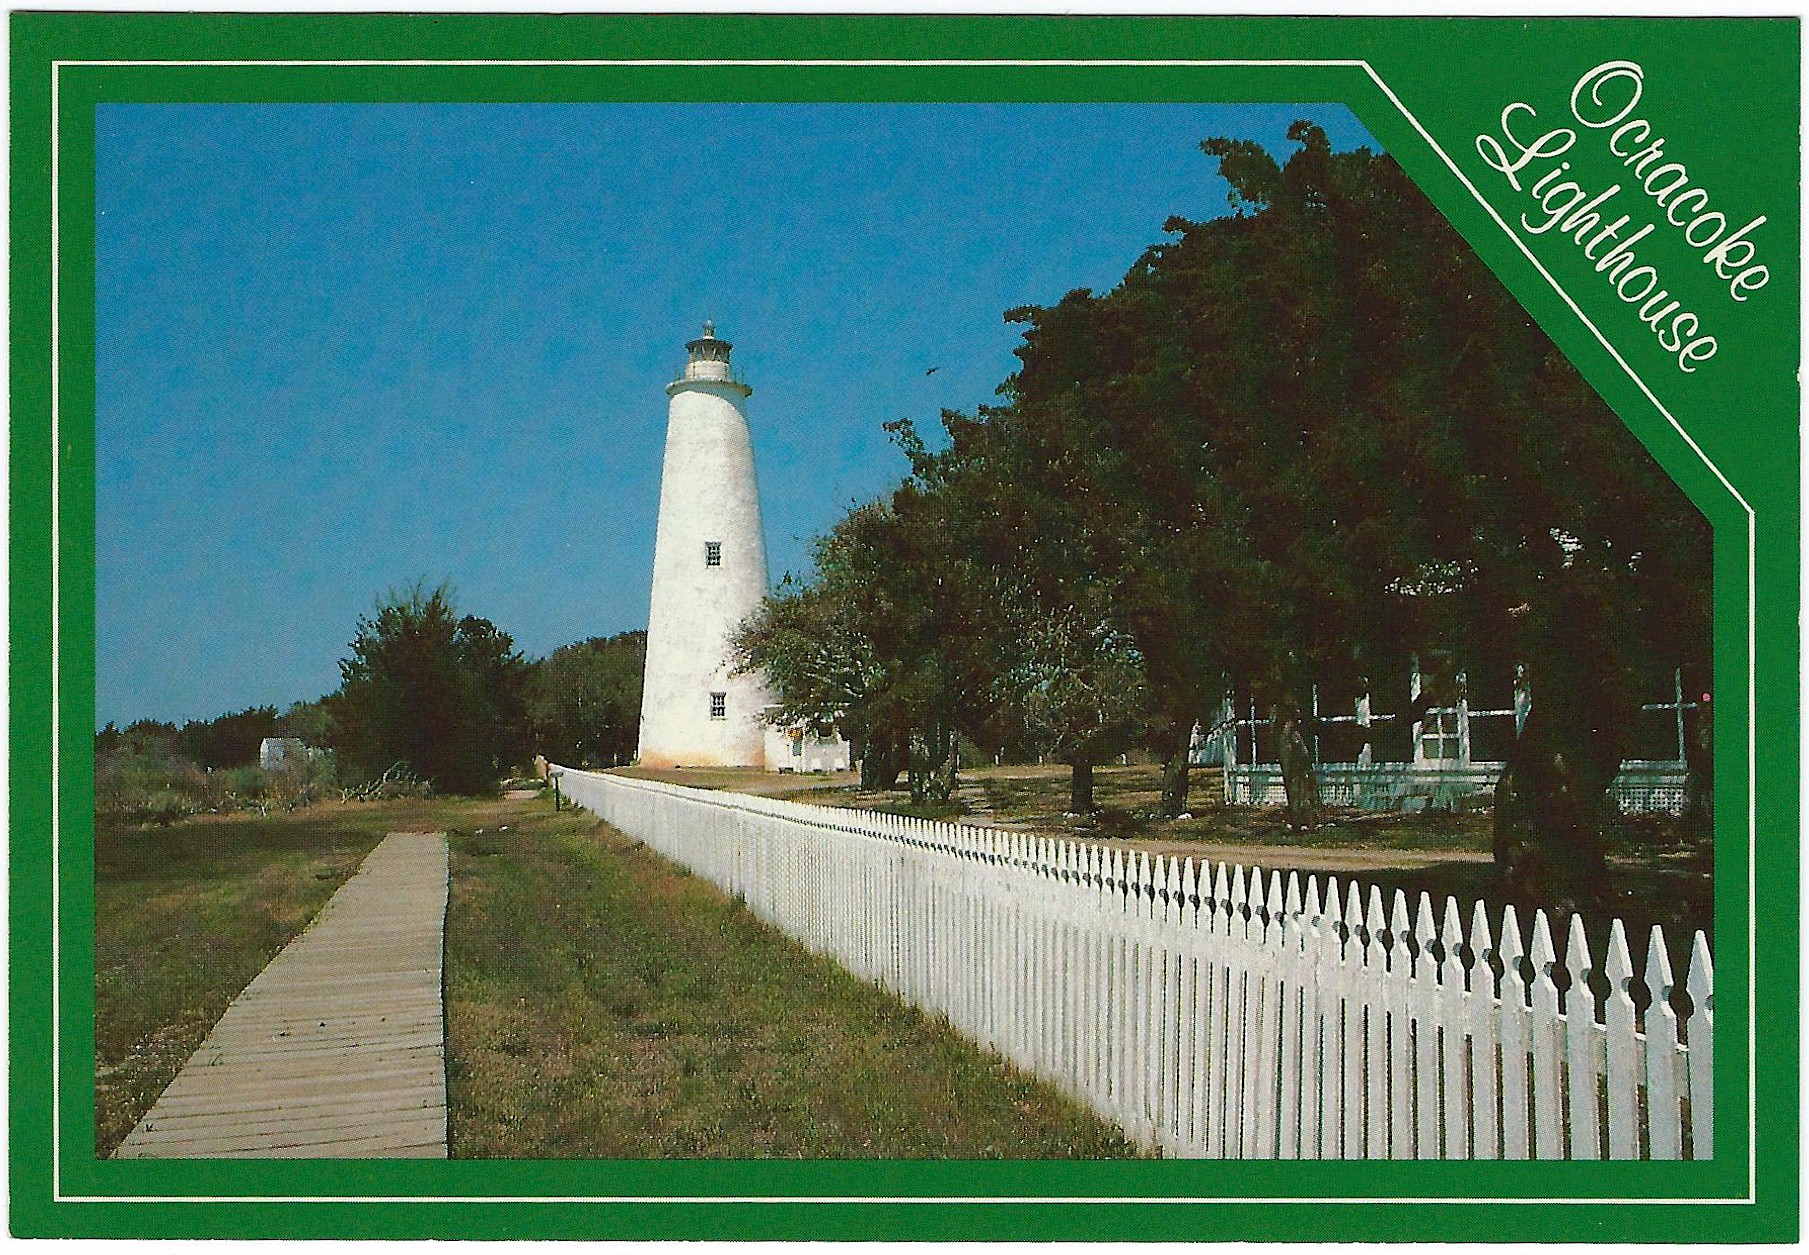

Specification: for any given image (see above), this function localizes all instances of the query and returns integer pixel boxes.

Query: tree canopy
[746,122,1710,898]
[733,498,1013,798]
[327,582,532,794]
[527,631,646,768]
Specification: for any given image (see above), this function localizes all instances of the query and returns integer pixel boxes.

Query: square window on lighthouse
[709,692,727,720]
[704,540,722,567]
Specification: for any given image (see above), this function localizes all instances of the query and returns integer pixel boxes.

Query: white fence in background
[553,767,1713,1160]
[1200,664,1699,815]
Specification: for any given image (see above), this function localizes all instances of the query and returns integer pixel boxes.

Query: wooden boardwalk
[116,831,451,1159]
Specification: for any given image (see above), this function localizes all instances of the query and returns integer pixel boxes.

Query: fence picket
[553,768,1710,1163]
[1357,883,1384,1159]
[1386,891,1413,1160]
[1467,902,1501,1160]
[1603,920,1640,1159]
[1278,873,1305,1160]
[1439,898,1470,1160]
[1412,894,1440,1159]
[1528,912,1564,1159]
[1298,876,1325,1160]
[1685,931,1714,1160]
[1252,872,1286,1157]
[1564,914,1603,1160]
[1225,865,1251,1156]
[1646,927,1683,1159]
[1498,906,1531,1159]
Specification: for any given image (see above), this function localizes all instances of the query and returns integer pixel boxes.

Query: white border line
[49,55,1761,1208]
[49,52,63,1205]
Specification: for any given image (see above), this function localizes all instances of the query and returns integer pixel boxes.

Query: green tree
[734,495,1011,803]
[732,524,908,791]
[179,705,280,769]
[1002,594,1150,814]
[527,631,646,768]
[275,697,336,747]
[992,122,1709,900]
[886,404,1177,815]
[456,614,534,775]
[327,583,530,794]
[914,273,1259,819]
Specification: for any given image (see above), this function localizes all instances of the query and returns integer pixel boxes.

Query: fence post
[1455,671,1472,768]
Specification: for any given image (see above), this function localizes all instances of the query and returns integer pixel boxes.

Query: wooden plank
[116,832,450,1159]
[133,1085,445,1125]
[119,1101,446,1150]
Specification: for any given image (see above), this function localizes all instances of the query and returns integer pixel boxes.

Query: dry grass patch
[444,799,1139,1159]
[610,764,839,799]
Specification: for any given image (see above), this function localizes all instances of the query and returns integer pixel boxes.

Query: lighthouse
[636,323,774,768]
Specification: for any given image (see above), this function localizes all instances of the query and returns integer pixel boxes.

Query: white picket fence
[553,766,1713,1160]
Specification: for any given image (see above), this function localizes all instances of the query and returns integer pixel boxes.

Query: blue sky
[96,102,1378,727]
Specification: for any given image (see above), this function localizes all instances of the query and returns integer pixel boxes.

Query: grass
[625,761,1713,950]
[443,795,1140,1158]
[93,796,511,1157]
[98,761,1705,1161]
[959,766,1712,948]
[99,791,1137,1160]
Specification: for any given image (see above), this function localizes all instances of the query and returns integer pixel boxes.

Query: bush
[94,742,338,825]
[95,745,209,824]
[264,750,337,812]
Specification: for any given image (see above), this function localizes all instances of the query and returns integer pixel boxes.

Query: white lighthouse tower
[637,323,773,769]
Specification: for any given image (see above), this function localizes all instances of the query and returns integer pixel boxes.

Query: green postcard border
[9,12,1798,1242]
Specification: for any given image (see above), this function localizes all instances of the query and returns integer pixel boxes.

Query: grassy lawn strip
[445,799,1140,1158]
[625,762,1712,952]
[93,796,522,1158]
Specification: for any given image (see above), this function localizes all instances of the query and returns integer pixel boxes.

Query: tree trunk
[858,734,904,791]
[1069,758,1097,814]
[1492,705,1615,916]
[1158,746,1191,818]
[908,724,957,805]
[1276,702,1322,831]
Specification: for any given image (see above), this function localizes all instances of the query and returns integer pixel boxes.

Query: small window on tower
[709,692,727,720]
[704,541,722,567]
